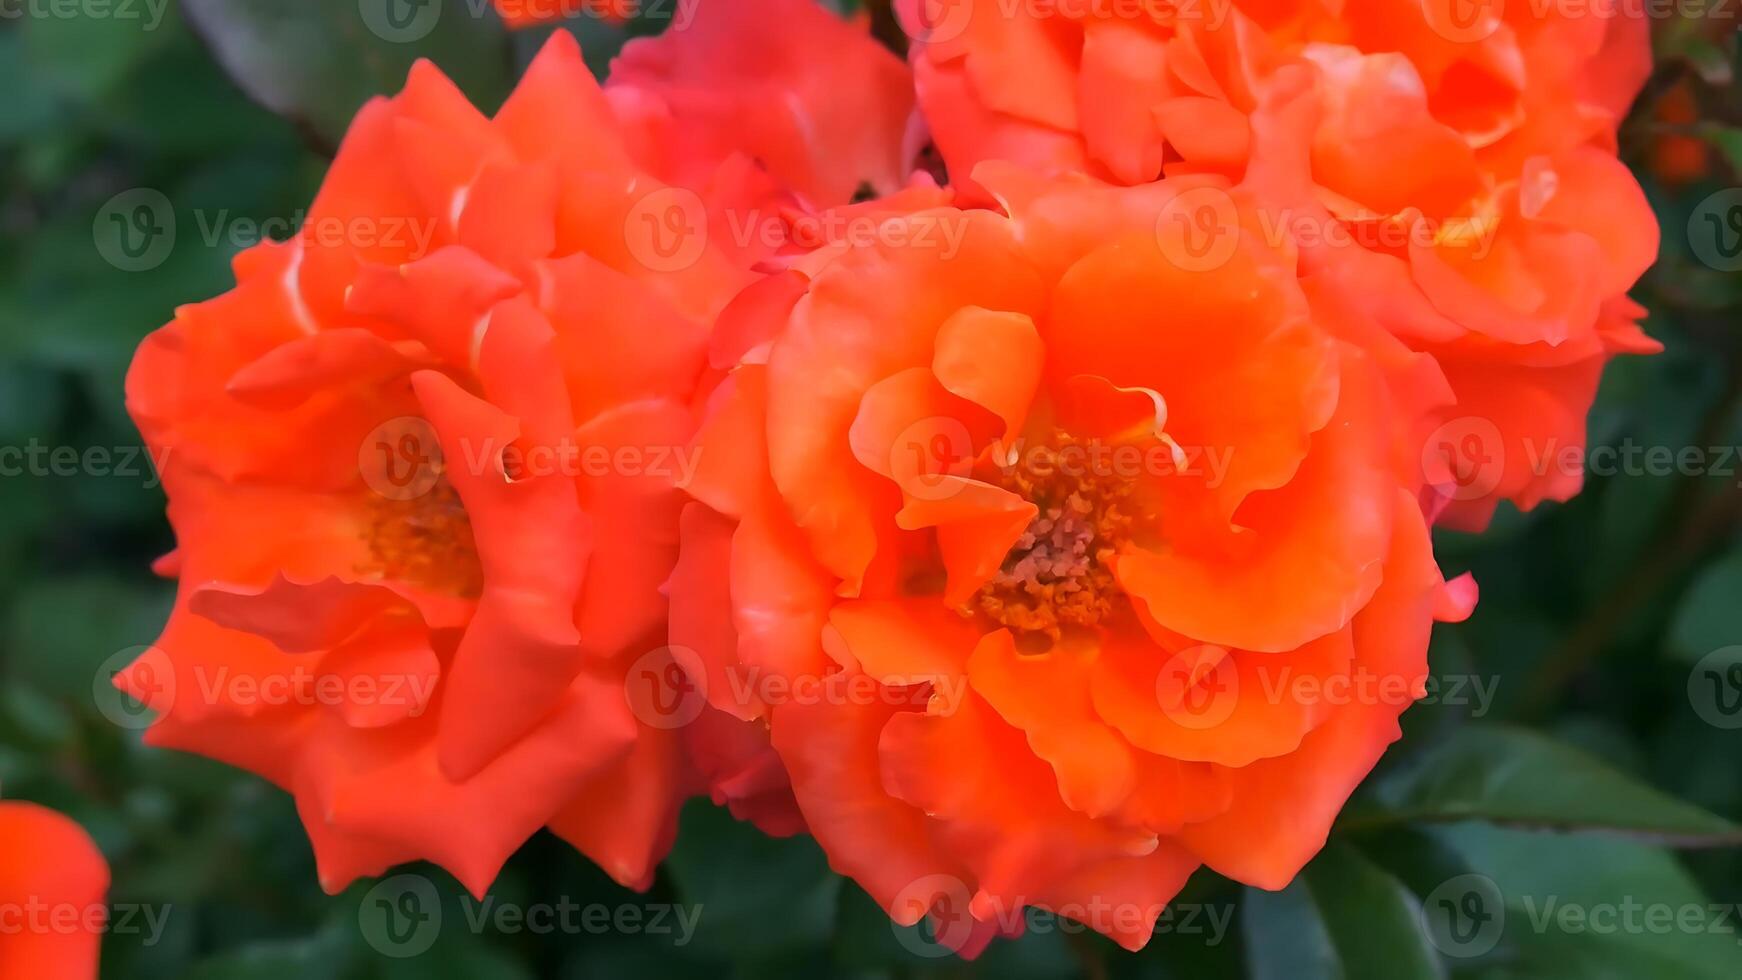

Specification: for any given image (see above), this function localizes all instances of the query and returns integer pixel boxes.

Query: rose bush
[90,0,1680,969]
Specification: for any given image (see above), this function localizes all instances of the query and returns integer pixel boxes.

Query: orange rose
[0,802,109,980]
[670,171,1474,951]
[899,0,1646,190]
[1650,80,1710,186]
[901,0,1660,526]
[606,0,919,211]
[120,33,769,897]
[1240,48,1658,527]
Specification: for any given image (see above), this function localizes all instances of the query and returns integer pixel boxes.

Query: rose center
[967,432,1139,640]
[360,476,484,598]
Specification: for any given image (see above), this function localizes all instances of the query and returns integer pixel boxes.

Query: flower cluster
[111,0,1657,965]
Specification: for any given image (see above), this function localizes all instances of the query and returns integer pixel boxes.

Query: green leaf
[0,32,59,143]
[1670,552,1742,662]
[1433,824,1742,980]
[179,0,511,150]
[5,574,172,708]
[1704,126,1742,180]
[664,800,840,958]
[1354,725,1740,845]
[20,3,176,108]
[1243,844,1445,980]
[184,924,355,980]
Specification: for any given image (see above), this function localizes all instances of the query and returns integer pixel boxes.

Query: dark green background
[3,2,1742,977]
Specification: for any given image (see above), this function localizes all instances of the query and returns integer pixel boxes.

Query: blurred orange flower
[672,173,1475,951]
[0,802,108,980]
[1651,80,1711,186]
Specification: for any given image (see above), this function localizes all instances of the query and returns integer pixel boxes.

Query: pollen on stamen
[966,431,1144,642]
[360,475,484,598]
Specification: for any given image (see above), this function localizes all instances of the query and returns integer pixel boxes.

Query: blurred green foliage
[2,3,1742,978]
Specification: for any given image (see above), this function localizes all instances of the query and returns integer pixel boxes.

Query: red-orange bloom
[121,33,786,898]
[606,0,918,211]
[672,172,1475,952]
[900,0,1660,527]
[0,802,109,980]
[1650,80,1710,186]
